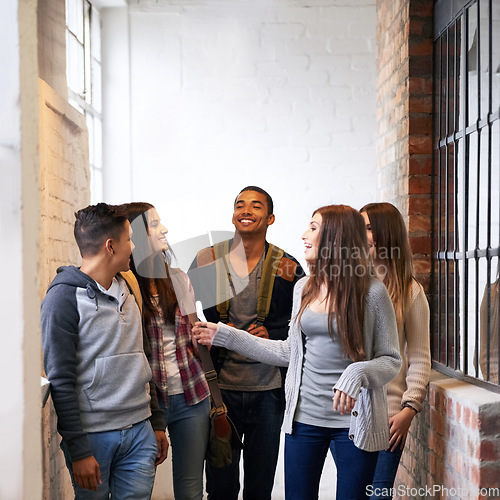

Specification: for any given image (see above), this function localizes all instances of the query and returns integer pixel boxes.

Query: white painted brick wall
[104,1,377,275]
[39,79,90,500]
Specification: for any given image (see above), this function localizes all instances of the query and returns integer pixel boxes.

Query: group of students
[41,185,431,500]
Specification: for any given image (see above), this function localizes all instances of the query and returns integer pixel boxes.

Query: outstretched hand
[192,322,218,346]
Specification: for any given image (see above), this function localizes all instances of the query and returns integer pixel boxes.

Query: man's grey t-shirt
[218,252,282,391]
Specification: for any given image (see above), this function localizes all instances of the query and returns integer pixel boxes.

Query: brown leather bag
[197,343,243,468]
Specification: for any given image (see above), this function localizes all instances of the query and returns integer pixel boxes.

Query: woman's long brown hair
[124,202,178,324]
[360,202,414,325]
[297,205,371,362]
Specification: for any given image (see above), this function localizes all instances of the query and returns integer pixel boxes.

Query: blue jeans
[160,394,210,500]
[206,388,285,500]
[285,422,379,500]
[369,448,403,499]
[61,419,158,499]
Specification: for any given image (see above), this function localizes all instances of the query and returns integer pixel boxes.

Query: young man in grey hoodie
[41,203,168,499]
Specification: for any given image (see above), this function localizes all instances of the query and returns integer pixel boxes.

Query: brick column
[376,0,435,496]
[376,0,433,291]
[407,1,433,291]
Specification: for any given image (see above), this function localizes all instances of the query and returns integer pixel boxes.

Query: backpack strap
[213,241,285,326]
[213,240,232,323]
[119,270,143,315]
[256,244,284,326]
[119,270,166,431]
[187,311,226,410]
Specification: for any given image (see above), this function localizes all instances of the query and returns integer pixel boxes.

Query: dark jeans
[206,388,285,500]
[285,421,379,500]
[369,448,404,499]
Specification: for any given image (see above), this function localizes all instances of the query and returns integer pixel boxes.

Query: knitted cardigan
[213,276,402,452]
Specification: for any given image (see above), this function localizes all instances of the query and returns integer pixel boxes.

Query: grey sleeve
[214,322,291,367]
[41,285,92,462]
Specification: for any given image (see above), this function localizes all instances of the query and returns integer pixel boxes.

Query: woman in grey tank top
[194,205,401,500]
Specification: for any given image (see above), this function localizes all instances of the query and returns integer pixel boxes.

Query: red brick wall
[376,0,433,290]
[406,1,433,291]
[398,375,500,499]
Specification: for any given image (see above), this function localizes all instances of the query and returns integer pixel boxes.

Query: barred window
[66,0,103,203]
[433,0,500,390]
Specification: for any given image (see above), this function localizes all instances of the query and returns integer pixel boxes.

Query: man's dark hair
[235,186,274,215]
[74,203,128,257]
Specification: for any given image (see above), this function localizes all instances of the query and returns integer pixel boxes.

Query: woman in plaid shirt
[125,202,210,500]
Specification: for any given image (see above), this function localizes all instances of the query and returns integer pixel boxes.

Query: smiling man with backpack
[189,186,304,500]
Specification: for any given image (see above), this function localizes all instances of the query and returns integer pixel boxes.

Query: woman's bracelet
[402,403,418,414]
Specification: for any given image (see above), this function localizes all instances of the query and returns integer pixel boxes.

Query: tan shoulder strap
[120,270,143,315]
[213,242,284,326]
[256,244,284,325]
[213,241,231,323]
[186,312,225,410]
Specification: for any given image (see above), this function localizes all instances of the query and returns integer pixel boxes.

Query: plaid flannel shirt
[146,277,209,406]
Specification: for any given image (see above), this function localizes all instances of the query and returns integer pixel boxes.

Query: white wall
[102,0,377,273]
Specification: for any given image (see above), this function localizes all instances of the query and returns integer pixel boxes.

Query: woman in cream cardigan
[360,203,431,499]
[194,205,401,500]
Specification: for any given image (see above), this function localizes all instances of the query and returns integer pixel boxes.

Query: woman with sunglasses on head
[360,203,431,499]
[124,202,210,500]
[194,204,401,500]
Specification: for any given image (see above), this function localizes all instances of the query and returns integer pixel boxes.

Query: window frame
[65,0,103,203]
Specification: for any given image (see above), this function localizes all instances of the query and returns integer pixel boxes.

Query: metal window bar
[472,1,483,378]
[485,0,493,382]
[443,26,456,372]
[453,19,461,373]
[434,34,443,363]
[462,6,470,377]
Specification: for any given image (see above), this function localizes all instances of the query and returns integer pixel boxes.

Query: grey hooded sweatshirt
[41,266,153,461]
